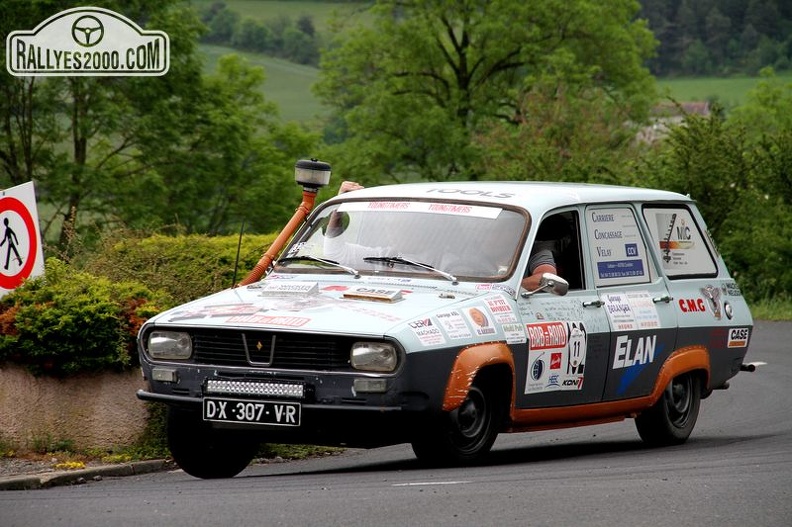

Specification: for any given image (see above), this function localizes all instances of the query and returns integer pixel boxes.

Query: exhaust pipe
[740,361,765,372]
[236,159,331,287]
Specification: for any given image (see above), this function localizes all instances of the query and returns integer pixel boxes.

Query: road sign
[0,182,45,296]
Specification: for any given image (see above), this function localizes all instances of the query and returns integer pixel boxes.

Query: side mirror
[521,272,569,298]
[539,273,569,296]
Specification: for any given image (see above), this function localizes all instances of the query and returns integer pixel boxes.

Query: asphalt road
[1,321,789,527]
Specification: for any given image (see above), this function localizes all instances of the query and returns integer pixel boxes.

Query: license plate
[203,397,301,427]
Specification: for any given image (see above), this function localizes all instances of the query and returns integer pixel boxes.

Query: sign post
[0,182,45,296]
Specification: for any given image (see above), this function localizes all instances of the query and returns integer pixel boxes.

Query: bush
[0,258,171,376]
[81,231,277,305]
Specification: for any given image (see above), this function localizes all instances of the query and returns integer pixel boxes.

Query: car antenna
[231,219,246,288]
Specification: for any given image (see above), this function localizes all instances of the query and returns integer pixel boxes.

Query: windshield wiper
[277,255,360,277]
[364,256,458,283]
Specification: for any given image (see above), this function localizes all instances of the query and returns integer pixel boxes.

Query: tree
[474,81,648,185]
[0,0,319,252]
[117,54,318,235]
[633,72,792,299]
[204,5,239,44]
[315,0,657,183]
[233,19,272,52]
[0,0,68,188]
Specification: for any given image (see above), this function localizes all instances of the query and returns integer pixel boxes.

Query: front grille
[191,329,353,370]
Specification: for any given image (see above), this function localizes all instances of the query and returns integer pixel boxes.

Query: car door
[515,209,612,408]
[584,205,679,401]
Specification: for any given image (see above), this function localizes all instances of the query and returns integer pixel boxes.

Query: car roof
[326,181,692,214]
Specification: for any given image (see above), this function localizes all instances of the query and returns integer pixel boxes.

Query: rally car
[137,162,754,478]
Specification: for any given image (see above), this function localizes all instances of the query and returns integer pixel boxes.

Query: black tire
[167,407,259,479]
[411,383,503,466]
[635,372,701,447]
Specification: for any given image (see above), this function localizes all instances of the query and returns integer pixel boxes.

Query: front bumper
[136,388,425,448]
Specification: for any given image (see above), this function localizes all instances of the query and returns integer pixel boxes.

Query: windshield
[277,199,528,282]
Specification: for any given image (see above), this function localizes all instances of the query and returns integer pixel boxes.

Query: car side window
[642,206,718,278]
[586,206,652,287]
[527,211,584,290]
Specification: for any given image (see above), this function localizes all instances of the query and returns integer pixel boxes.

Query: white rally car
[137,163,754,478]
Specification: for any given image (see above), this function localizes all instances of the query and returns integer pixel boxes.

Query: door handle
[582,299,604,308]
[652,294,673,304]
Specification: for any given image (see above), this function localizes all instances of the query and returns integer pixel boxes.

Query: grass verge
[749,297,792,321]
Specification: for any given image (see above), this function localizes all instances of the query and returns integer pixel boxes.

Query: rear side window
[642,206,717,278]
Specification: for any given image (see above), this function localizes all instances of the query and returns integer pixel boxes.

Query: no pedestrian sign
[0,182,45,296]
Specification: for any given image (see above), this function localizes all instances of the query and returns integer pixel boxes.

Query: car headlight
[351,342,398,372]
[148,331,192,360]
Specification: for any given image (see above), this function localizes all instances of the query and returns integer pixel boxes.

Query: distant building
[637,101,711,144]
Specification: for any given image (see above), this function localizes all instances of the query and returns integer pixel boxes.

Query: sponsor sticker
[407,317,446,346]
[524,321,587,394]
[678,297,708,314]
[436,310,473,340]
[602,291,661,331]
[466,306,496,336]
[225,315,310,327]
[343,286,403,302]
[727,327,750,348]
[339,201,502,219]
[612,334,658,369]
[260,281,319,295]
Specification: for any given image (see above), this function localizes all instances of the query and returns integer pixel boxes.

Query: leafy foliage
[0,258,171,376]
[475,81,649,184]
[0,0,319,255]
[634,71,792,300]
[81,231,278,304]
[315,0,657,182]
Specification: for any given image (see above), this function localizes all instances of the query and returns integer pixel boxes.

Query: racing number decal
[524,321,587,394]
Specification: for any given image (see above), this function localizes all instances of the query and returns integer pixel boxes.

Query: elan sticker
[612,334,657,369]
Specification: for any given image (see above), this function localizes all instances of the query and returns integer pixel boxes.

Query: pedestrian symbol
[0,182,45,295]
[1,217,24,270]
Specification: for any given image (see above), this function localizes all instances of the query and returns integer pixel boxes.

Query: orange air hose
[236,189,318,286]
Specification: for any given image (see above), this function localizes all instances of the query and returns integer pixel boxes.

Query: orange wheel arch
[442,343,515,412]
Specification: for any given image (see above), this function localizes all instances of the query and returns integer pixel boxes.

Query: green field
[192,0,372,33]
[657,73,792,107]
[199,44,326,123]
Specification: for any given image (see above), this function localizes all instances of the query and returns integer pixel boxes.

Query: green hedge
[0,258,170,376]
[81,232,277,304]
[0,232,278,376]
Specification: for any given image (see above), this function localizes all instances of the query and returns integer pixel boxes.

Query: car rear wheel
[411,383,503,466]
[635,372,701,447]
[167,407,259,479]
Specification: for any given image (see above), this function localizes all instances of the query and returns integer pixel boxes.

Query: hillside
[196,0,792,121]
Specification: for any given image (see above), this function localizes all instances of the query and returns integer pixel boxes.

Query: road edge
[0,459,170,491]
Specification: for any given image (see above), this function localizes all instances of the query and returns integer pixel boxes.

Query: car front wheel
[411,383,503,466]
[635,372,701,447]
[167,407,259,479]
